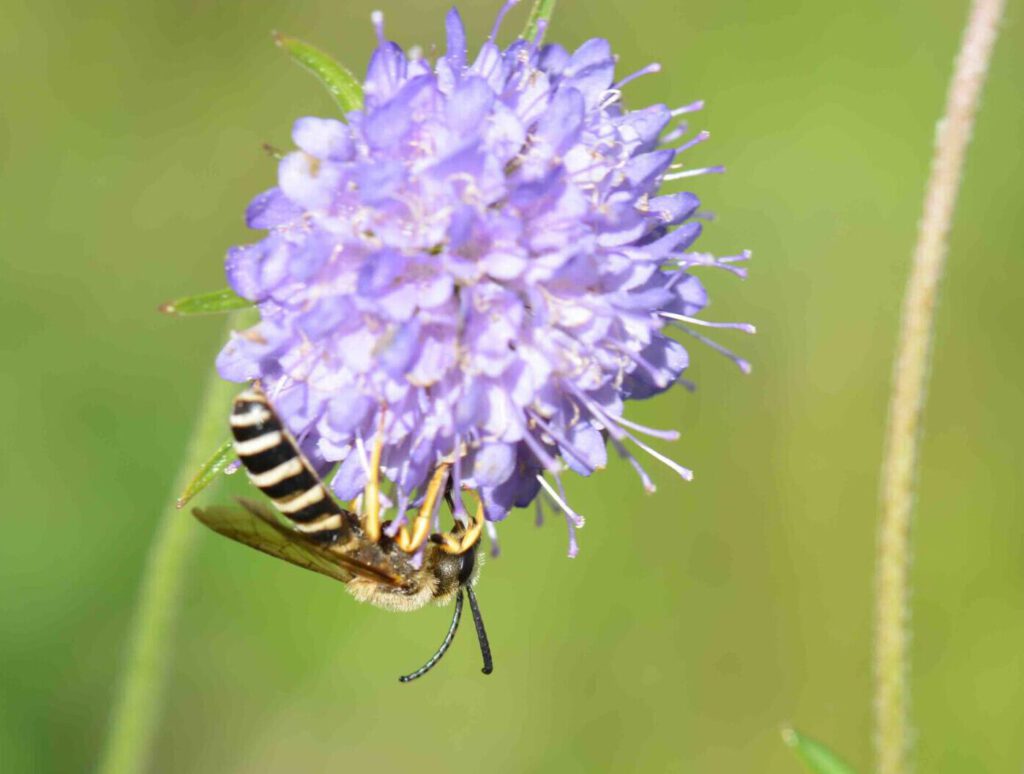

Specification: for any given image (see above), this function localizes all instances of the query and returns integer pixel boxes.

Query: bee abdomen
[231,387,350,543]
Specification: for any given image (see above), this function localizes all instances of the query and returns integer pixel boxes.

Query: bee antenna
[466,586,494,675]
[398,589,464,683]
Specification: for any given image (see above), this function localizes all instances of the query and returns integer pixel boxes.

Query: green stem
[523,0,557,43]
[874,2,1004,773]
[97,320,241,774]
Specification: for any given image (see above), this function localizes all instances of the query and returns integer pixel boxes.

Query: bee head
[428,533,480,600]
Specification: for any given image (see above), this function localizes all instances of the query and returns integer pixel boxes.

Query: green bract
[273,32,364,114]
[175,439,236,508]
[781,727,859,774]
[159,288,252,316]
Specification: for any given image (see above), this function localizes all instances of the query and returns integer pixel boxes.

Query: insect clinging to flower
[195,382,492,681]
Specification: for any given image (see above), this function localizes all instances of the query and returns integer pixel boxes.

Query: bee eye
[457,548,476,585]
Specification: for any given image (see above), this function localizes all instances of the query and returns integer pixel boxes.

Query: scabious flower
[217,2,752,556]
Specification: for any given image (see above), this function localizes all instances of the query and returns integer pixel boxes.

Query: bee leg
[396,462,451,553]
[362,410,386,543]
[435,493,485,555]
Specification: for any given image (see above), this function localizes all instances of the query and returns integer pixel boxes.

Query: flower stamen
[670,324,753,374]
[670,100,705,117]
[662,165,726,181]
[659,311,757,334]
[489,0,520,43]
[614,62,662,90]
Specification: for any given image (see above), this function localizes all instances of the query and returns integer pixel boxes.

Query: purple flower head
[217,4,752,557]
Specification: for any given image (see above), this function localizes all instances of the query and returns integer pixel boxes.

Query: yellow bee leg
[438,493,485,555]
[396,462,451,553]
[362,412,386,543]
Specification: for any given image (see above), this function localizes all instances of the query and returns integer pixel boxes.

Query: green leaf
[159,288,253,317]
[523,0,557,43]
[273,32,364,114]
[781,728,859,774]
[175,439,236,509]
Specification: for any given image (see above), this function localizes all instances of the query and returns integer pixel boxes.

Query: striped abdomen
[230,386,351,543]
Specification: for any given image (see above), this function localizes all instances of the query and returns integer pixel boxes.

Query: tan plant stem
[874,2,1005,773]
[98,321,241,774]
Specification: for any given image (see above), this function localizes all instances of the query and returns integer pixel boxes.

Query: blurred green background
[1,0,1022,771]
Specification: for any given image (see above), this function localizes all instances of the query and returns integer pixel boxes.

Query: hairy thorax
[344,542,468,612]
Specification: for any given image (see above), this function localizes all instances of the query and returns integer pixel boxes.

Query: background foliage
[1,0,1021,771]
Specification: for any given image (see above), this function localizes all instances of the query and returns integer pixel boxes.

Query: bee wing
[192,498,402,587]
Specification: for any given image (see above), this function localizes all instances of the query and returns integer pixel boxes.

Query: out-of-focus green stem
[523,0,557,42]
[875,2,1004,773]
[97,318,241,774]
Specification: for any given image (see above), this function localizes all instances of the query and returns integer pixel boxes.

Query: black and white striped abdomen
[230,386,350,541]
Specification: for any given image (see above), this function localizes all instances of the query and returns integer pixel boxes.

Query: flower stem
[874,2,1004,773]
[98,325,240,774]
[523,0,557,42]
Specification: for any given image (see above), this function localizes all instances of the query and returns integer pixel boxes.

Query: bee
[192,383,493,682]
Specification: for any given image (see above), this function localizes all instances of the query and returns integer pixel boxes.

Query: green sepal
[781,727,859,774]
[523,0,557,43]
[175,439,236,509]
[159,288,253,317]
[273,32,364,114]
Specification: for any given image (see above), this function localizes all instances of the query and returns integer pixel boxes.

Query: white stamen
[671,100,705,117]
[659,311,757,334]
[536,475,585,528]
[573,386,694,483]
[676,250,750,278]
[674,325,753,374]
[615,62,661,89]
[622,432,693,482]
[720,249,753,264]
[565,516,580,559]
[555,474,582,558]
[598,411,680,442]
[671,130,711,155]
[663,165,726,181]
[370,10,385,44]
[489,0,520,42]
